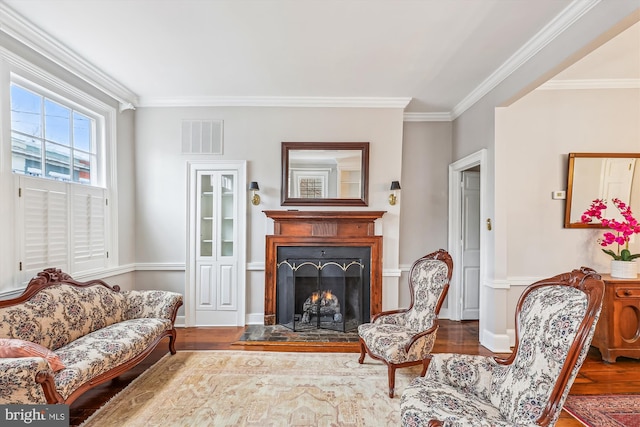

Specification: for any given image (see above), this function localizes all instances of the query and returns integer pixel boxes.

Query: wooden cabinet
[591,275,640,363]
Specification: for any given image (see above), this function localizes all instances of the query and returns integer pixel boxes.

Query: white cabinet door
[187,161,246,326]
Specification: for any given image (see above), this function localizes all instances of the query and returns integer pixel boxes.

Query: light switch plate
[552,190,566,200]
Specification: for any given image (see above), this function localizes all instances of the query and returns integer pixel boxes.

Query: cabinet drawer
[615,288,640,298]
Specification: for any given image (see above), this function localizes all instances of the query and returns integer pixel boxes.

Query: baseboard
[246,313,264,325]
[480,328,512,353]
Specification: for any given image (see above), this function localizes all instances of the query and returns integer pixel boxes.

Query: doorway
[448,149,487,324]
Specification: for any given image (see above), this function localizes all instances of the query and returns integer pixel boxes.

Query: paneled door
[461,170,480,320]
[187,161,246,326]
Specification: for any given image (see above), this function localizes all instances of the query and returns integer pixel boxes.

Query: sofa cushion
[52,317,171,400]
[401,377,512,427]
[0,283,129,350]
[0,338,65,371]
[357,323,437,363]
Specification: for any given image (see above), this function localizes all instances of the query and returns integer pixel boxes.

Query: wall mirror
[281,142,369,206]
[564,152,640,228]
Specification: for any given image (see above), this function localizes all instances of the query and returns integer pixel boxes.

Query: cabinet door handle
[623,290,632,297]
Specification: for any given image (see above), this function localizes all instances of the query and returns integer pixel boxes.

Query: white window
[10,83,99,185]
[9,71,115,283]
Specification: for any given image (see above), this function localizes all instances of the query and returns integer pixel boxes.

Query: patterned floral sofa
[0,268,183,405]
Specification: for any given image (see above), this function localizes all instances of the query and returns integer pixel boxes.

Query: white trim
[487,280,512,290]
[137,96,412,109]
[403,112,452,122]
[480,328,512,353]
[488,276,547,289]
[537,78,640,90]
[383,268,402,277]
[246,262,265,271]
[448,149,488,322]
[246,313,265,325]
[0,3,137,109]
[135,263,186,271]
[0,287,29,300]
[451,0,601,119]
[72,264,136,281]
[2,264,138,298]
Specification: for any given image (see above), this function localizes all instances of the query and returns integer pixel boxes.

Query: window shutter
[17,176,107,283]
[71,185,106,272]
[20,177,69,279]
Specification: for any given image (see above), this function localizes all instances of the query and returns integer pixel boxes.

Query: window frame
[10,75,104,187]
[4,58,118,284]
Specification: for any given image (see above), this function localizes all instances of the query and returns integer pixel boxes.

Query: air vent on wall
[181,120,223,154]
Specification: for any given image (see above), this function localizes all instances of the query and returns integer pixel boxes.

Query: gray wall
[398,121,452,308]
[132,106,406,318]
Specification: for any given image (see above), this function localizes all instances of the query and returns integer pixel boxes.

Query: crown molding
[137,95,412,109]
[403,112,453,122]
[451,0,601,119]
[537,78,640,90]
[0,3,138,109]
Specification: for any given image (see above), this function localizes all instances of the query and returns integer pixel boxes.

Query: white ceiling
[1,0,638,116]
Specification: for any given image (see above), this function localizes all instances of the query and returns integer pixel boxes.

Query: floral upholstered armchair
[400,267,605,427]
[358,249,453,397]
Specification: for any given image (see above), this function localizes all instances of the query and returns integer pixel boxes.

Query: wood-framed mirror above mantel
[564,152,640,228]
[281,141,369,206]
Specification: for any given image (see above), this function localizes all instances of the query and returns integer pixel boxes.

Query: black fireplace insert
[276,246,371,332]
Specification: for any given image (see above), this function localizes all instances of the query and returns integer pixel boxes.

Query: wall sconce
[389,181,401,205]
[249,181,260,205]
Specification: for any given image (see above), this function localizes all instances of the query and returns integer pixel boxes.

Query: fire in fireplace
[276,247,370,332]
[301,290,341,324]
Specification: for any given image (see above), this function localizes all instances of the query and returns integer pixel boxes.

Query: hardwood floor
[69,320,640,426]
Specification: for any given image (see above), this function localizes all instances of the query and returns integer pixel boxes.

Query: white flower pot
[610,260,638,279]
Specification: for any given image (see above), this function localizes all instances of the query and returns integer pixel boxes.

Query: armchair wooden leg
[421,358,430,376]
[388,364,396,398]
[358,339,366,364]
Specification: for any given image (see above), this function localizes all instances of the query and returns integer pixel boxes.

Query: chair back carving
[404,249,453,332]
[490,267,604,426]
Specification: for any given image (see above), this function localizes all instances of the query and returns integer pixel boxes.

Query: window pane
[11,132,42,176]
[45,142,71,181]
[10,84,42,137]
[73,112,92,152]
[45,99,71,145]
[73,149,92,184]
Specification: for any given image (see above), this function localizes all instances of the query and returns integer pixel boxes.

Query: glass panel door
[199,173,214,257]
[219,173,235,257]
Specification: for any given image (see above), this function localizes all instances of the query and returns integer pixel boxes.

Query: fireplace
[276,247,370,332]
[263,210,385,327]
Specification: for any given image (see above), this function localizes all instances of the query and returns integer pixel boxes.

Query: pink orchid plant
[581,198,640,261]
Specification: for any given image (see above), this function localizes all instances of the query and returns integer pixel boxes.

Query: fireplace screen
[277,257,364,332]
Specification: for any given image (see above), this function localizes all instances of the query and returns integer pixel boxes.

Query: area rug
[563,394,640,427]
[80,350,421,426]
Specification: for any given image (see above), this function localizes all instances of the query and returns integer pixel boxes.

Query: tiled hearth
[237,325,359,343]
